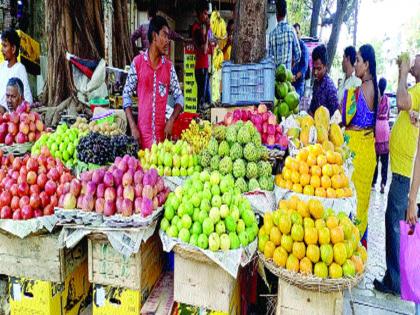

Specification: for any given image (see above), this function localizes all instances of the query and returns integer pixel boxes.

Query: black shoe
[380,184,385,194]
[373,278,397,295]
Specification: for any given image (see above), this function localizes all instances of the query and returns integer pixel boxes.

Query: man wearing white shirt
[0,28,32,113]
[338,46,362,105]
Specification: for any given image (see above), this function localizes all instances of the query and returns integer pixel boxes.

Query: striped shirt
[268,21,301,70]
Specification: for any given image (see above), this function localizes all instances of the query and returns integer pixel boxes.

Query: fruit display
[160,170,258,251]
[273,64,300,120]
[71,117,123,136]
[200,121,274,192]
[0,148,76,220]
[259,195,366,279]
[212,46,224,71]
[77,132,139,165]
[32,124,85,169]
[138,140,201,177]
[0,102,44,145]
[74,155,169,217]
[222,104,288,147]
[210,10,227,39]
[180,120,212,154]
[275,144,353,198]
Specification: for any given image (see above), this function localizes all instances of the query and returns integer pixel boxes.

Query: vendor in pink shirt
[123,16,183,149]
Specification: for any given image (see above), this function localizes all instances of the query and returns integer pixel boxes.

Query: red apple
[95,198,105,214]
[45,180,57,196]
[12,158,21,171]
[70,179,81,196]
[12,209,22,220]
[21,205,33,220]
[37,173,47,189]
[19,122,29,135]
[30,195,41,209]
[47,168,60,181]
[0,191,12,206]
[33,209,43,217]
[10,196,20,210]
[1,206,12,219]
[28,132,36,142]
[43,205,54,216]
[50,194,58,207]
[19,196,30,209]
[17,182,29,197]
[10,184,18,196]
[39,191,49,207]
[26,157,38,172]
[30,184,40,195]
[26,171,37,185]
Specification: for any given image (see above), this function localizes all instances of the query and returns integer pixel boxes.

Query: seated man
[5,77,29,112]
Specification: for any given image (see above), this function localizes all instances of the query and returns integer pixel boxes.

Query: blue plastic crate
[222,58,275,105]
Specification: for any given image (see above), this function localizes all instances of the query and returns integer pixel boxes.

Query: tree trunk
[353,0,359,46]
[310,0,322,37]
[326,0,347,71]
[231,0,266,64]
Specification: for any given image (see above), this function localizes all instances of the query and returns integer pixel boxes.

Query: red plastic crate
[172,112,199,140]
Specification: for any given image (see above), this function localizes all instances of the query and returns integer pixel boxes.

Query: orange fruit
[311,165,322,177]
[317,154,327,167]
[300,173,311,186]
[275,174,283,186]
[310,175,321,188]
[321,175,332,189]
[299,161,310,174]
[326,216,339,229]
[322,164,333,177]
[330,226,345,244]
[288,195,300,210]
[292,183,303,193]
[285,180,293,190]
[273,247,288,267]
[304,227,318,245]
[283,167,292,181]
[292,241,306,259]
[300,257,313,274]
[264,241,276,258]
[286,254,300,272]
[307,153,317,167]
[334,152,343,165]
[315,187,327,198]
[278,179,287,189]
[278,200,289,211]
[333,242,347,265]
[297,200,310,218]
[303,185,315,196]
[332,164,341,175]
[284,156,294,169]
[290,159,300,172]
[270,226,282,246]
[326,150,336,164]
[326,187,336,198]
[308,199,324,219]
[331,175,343,189]
[291,170,301,184]
[351,254,365,274]
[329,263,343,278]
[335,188,345,198]
[297,148,309,162]
[306,244,320,263]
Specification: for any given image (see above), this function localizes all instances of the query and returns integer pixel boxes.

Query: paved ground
[343,171,417,315]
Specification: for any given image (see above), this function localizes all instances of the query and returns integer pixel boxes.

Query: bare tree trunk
[310,0,322,37]
[326,0,347,71]
[353,0,359,46]
[231,0,266,64]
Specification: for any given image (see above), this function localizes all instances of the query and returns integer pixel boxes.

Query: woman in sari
[341,44,378,247]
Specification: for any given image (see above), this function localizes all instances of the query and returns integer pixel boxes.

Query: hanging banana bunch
[210,10,227,39]
[212,46,224,71]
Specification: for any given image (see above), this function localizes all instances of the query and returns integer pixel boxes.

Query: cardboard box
[172,302,236,315]
[141,272,174,315]
[0,232,87,283]
[0,275,9,315]
[174,253,241,314]
[88,233,163,291]
[93,284,141,315]
[210,106,255,124]
[276,278,343,315]
[9,260,90,315]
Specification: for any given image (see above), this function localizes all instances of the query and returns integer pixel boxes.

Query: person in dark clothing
[292,23,309,98]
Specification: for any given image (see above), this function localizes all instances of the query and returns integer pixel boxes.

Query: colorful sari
[342,87,377,246]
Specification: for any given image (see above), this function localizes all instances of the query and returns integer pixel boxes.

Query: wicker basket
[258,251,363,293]
[0,142,33,156]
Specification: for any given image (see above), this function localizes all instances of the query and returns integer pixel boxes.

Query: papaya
[316,125,328,143]
[300,125,311,147]
[276,82,289,99]
[301,115,315,129]
[286,69,293,82]
[279,102,289,118]
[276,64,287,82]
[285,91,300,111]
[329,123,344,147]
[314,106,330,130]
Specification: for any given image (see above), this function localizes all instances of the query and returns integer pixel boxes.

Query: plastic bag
[400,221,420,303]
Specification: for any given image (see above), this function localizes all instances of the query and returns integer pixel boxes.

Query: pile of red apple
[72,155,170,217]
[0,147,78,220]
[0,102,45,145]
[223,104,288,147]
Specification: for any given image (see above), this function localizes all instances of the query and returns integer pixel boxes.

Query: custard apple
[230,142,243,160]
[200,150,212,168]
[252,133,262,146]
[226,125,237,144]
[248,178,260,191]
[243,143,260,162]
[237,126,251,144]
[213,125,226,141]
[246,162,258,179]
[219,156,233,175]
[232,158,246,178]
[235,177,248,193]
[210,155,220,171]
[218,140,230,157]
[258,161,272,177]
[208,138,219,156]
[259,176,274,191]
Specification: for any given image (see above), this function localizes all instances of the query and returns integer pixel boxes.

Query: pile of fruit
[72,155,169,217]
[259,195,366,278]
[0,103,44,145]
[138,140,201,177]
[71,117,123,136]
[32,124,85,168]
[275,144,352,198]
[0,148,77,220]
[200,121,274,192]
[273,64,300,120]
[287,107,346,156]
[210,10,227,39]
[160,170,258,251]
[222,104,288,147]
[77,133,139,165]
[180,120,212,154]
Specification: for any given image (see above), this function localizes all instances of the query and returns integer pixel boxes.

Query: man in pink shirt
[123,16,183,149]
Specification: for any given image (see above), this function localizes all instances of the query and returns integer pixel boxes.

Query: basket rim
[258,251,364,292]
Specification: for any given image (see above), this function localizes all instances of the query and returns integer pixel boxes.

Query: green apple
[225,216,237,233]
[173,155,181,168]
[189,234,199,246]
[242,209,256,227]
[210,171,221,185]
[245,227,256,243]
[181,214,192,229]
[172,215,180,226]
[179,228,190,243]
[236,219,246,234]
[239,231,249,247]
[187,167,195,176]
[221,192,232,206]
[229,232,240,249]
[220,204,230,218]
[202,189,212,201]
[160,218,170,231]
[211,184,221,196]
[208,233,220,251]
[192,221,202,235]
[172,167,180,177]
[184,202,194,216]
[200,170,210,182]
[181,155,189,168]
[211,195,222,208]
[203,182,211,191]
[177,203,186,217]
[209,207,221,224]
[188,155,194,168]
[197,234,209,249]
[202,218,214,236]
[180,167,188,177]
[198,209,208,224]
[167,225,178,238]
[174,186,183,199]
[219,178,231,194]
[220,234,231,251]
[193,180,204,193]
[164,205,175,221]
[215,221,226,235]
[192,208,200,222]
[176,220,184,232]
[200,199,211,212]
[230,205,240,222]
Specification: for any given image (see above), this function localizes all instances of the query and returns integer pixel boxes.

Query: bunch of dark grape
[77,132,114,165]
[111,135,139,158]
